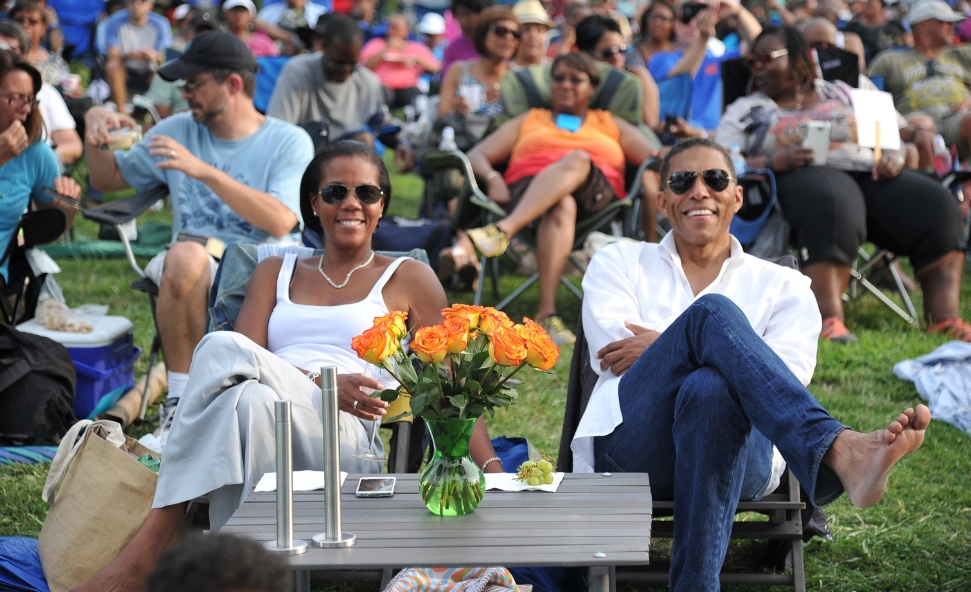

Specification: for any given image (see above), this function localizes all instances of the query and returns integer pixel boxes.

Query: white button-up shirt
[572,233,822,473]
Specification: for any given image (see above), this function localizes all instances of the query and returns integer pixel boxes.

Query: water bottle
[730,143,746,178]
[440,126,458,151]
[933,134,952,179]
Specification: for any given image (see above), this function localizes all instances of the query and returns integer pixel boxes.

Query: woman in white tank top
[80,141,505,592]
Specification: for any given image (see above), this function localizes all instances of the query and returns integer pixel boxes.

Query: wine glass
[353,363,397,462]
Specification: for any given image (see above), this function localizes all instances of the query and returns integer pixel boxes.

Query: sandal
[927,317,971,342]
[819,317,857,344]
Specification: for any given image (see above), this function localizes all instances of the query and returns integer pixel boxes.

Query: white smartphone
[803,121,832,166]
[356,476,396,497]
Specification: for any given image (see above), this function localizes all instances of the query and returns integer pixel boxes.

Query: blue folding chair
[657,72,692,121]
[255,55,292,114]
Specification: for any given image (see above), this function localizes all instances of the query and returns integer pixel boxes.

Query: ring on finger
[170,149,176,158]
[353,400,358,409]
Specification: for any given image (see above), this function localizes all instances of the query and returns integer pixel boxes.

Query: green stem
[496,361,529,389]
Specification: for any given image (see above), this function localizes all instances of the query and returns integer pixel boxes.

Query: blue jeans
[594,294,847,591]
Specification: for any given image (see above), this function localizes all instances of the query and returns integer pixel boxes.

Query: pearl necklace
[317,251,374,289]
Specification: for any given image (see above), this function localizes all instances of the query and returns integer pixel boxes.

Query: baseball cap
[907,0,964,25]
[173,4,192,21]
[513,0,555,28]
[417,12,446,35]
[157,30,258,82]
[222,0,256,14]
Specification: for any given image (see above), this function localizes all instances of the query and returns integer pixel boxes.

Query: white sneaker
[153,397,180,452]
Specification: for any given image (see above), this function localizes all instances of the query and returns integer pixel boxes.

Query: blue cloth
[114,113,313,246]
[0,447,57,465]
[894,341,971,437]
[0,142,59,281]
[47,0,104,56]
[648,47,739,131]
[99,10,173,57]
[0,537,49,592]
[594,295,846,592]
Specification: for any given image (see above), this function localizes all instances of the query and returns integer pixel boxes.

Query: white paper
[254,470,348,492]
[485,472,563,493]
[850,89,900,150]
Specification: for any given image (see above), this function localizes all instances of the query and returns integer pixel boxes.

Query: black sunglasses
[318,183,385,205]
[599,44,627,59]
[552,73,590,85]
[490,24,522,40]
[667,169,733,194]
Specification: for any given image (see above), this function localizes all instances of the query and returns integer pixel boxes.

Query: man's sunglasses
[490,24,521,40]
[667,169,733,194]
[318,183,385,205]
[746,48,788,67]
[552,73,590,85]
[599,44,627,59]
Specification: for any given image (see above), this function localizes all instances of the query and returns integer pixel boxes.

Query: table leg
[588,566,612,592]
[294,569,310,592]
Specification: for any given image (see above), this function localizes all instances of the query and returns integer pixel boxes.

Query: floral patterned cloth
[384,567,518,592]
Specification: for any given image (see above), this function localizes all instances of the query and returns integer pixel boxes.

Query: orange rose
[518,319,560,371]
[351,326,400,365]
[478,308,514,336]
[442,315,471,353]
[374,310,408,339]
[488,324,527,366]
[411,324,450,364]
[442,304,488,328]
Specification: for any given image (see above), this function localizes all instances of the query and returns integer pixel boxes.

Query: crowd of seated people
[15,1,969,590]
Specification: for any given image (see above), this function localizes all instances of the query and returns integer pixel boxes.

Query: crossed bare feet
[824,404,931,508]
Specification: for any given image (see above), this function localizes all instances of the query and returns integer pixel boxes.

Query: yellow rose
[518,318,560,371]
[411,325,450,364]
[351,326,400,365]
[442,304,488,328]
[478,308,514,336]
[442,315,471,353]
[488,324,527,366]
[374,310,408,339]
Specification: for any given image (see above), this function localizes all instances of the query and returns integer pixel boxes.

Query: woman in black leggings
[716,26,968,342]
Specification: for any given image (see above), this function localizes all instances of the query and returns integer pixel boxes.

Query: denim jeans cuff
[809,424,849,506]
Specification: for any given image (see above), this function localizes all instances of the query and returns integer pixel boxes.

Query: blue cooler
[18,316,142,419]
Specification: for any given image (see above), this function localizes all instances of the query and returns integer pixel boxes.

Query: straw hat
[513,0,555,28]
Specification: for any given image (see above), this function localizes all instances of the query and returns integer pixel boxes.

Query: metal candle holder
[264,400,309,555]
[312,365,356,548]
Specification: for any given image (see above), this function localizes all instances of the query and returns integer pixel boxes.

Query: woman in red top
[466,52,657,345]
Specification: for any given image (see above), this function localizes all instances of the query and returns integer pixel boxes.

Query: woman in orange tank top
[466,52,658,345]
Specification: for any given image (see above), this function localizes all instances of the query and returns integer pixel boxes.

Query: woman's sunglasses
[667,169,733,194]
[746,48,789,68]
[490,24,522,40]
[318,183,384,205]
[599,44,627,59]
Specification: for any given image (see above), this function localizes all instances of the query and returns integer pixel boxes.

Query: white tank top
[266,253,408,373]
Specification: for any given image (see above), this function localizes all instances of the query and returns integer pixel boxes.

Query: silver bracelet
[485,170,501,183]
[480,456,502,471]
[306,370,320,385]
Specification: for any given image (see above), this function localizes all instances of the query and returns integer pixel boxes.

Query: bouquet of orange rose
[350,304,560,422]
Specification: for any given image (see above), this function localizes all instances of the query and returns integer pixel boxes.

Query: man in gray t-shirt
[105,0,173,113]
[267,15,414,170]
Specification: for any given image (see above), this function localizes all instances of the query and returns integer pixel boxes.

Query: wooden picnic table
[221,472,652,591]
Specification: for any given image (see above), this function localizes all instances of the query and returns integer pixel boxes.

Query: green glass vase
[419,417,485,516]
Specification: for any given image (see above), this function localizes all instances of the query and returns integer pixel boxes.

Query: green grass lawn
[2,156,970,591]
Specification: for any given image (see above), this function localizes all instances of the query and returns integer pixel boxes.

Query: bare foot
[824,405,930,508]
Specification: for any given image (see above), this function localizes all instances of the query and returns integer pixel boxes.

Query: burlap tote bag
[37,419,160,592]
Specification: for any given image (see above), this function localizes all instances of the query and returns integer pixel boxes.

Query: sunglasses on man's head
[746,48,788,68]
[667,169,733,194]
[318,183,384,205]
[490,24,521,40]
[599,44,627,59]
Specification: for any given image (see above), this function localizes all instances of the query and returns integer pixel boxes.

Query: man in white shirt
[573,138,930,591]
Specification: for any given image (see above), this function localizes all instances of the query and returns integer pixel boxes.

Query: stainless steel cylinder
[312,365,356,548]
[264,399,308,555]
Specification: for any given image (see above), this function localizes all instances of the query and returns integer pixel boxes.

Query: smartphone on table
[356,476,396,497]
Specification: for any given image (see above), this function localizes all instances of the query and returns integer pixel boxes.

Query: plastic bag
[35,279,107,334]
[0,537,50,592]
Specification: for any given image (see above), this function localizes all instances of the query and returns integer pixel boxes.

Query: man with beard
[84,31,314,443]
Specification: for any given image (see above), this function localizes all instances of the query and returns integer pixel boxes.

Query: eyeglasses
[648,13,674,23]
[0,92,36,109]
[177,75,214,93]
[666,169,733,194]
[599,44,627,59]
[746,48,789,67]
[552,73,590,85]
[13,17,43,26]
[318,183,385,205]
[489,24,522,40]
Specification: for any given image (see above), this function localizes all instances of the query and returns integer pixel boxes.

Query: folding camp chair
[420,62,655,309]
[255,55,292,114]
[558,292,808,592]
[1,209,67,325]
